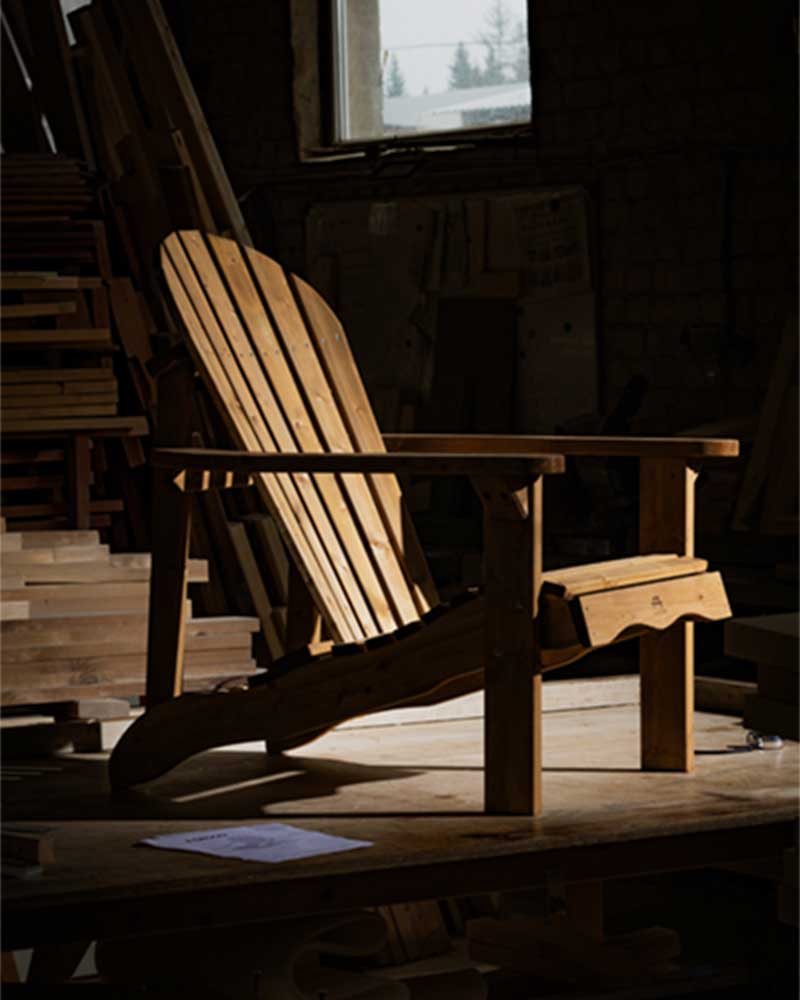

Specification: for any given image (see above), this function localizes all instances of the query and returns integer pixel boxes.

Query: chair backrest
[161,230,438,643]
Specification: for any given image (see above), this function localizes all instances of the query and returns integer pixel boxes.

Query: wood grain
[639,459,697,772]
[384,433,739,459]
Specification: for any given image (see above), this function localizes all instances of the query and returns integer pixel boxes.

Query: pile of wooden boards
[726,613,799,740]
[0,153,150,537]
[67,0,251,297]
[1,0,293,665]
[0,526,260,707]
[1,366,118,424]
[1,154,110,277]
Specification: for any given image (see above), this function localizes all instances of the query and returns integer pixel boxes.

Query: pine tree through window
[332,0,531,143]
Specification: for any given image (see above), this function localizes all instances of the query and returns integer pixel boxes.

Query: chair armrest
[382,434,739,459]
[153,447,565,479]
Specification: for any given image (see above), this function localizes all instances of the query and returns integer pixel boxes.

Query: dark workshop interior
[0,0,798,996]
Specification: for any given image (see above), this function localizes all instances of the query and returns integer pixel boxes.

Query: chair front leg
[639,458,698,771]
[475,475,543,815]
[145,469,192,707]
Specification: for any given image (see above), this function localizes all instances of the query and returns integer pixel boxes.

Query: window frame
[290,0,534,162]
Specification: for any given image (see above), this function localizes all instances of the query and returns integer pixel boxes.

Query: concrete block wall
[168,0,797,433]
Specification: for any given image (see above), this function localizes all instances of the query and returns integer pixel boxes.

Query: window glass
[334,0,531,143]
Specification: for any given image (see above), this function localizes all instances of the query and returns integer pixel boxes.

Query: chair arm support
[383,433,739,460]
[153,447,565,483]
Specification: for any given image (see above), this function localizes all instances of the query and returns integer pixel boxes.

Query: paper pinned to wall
[141,823,372,864]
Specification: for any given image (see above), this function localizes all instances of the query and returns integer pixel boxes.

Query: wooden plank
[578,572,730,648]
[542,555,708,600]
[0,601,30,621]
[253,518,290,606]
[13,560,207,585]
[108,277,154,363]
[107,0,251,243]
[145,358,195,707]
[0,301,77,319]
[210,233,416,632]
[0,613,257,648]
[2,384,65,397]
[1,826,56,866]
[157,448,563,479]
[478,476,542,815]
[161,233,368,643]
[695,676,755,716]
[1,405,117,419]
[178,233,383,637]
[2,545,109,566]
[639,459,697,772]
[170,128,216,231]
[384,433,739,459]
[1,368,112,383]
[290,269,439,613]
[0,328,112,347]
[227,522,285,661]
[3,635,252,665]
[725,613,799,671]
[1,582,153,602]
[2,416,148,435]
[18,530,100,548]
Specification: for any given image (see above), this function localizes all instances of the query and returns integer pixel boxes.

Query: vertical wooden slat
[285,561,322,651]
[478,476,543,815]
[228,521,284,660]
[235,241,420,628]
[178,231,382,637]
[103,0,251,244]
[146,360,196,706]
[289,271,439,613]
[639,458,696,772]
[207,235,401,631]
[161,235,365,642]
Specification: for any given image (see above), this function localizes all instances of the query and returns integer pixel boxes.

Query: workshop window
[330,0,531,144]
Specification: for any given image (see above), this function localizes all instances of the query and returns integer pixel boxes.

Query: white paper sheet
[140,823,372,864]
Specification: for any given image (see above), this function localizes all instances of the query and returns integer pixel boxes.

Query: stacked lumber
[726,613,799,740]
[0,155,110,278]
[0,528,260,707]
[1,367,118,423]
[2,0,289,663]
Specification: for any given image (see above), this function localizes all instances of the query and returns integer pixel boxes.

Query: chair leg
[478,476,543,815]
[145,469,192,708]
[639,458,697,772]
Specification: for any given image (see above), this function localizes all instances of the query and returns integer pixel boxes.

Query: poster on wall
[487,188,592,300]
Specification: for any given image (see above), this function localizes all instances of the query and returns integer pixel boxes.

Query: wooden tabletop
[3,702,797,949]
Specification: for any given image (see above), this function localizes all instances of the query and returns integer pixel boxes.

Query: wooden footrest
[540,554,731,662]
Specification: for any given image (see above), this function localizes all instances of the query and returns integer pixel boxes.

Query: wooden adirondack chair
[109,231,738,815]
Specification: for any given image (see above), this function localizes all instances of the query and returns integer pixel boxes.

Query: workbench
[3,691,797,953]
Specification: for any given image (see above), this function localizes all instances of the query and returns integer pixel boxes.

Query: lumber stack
[0,154,110,278]
[0,528,260,707]
[1,367,118,424]
[726,613,799,740]
[1,0,290,663]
